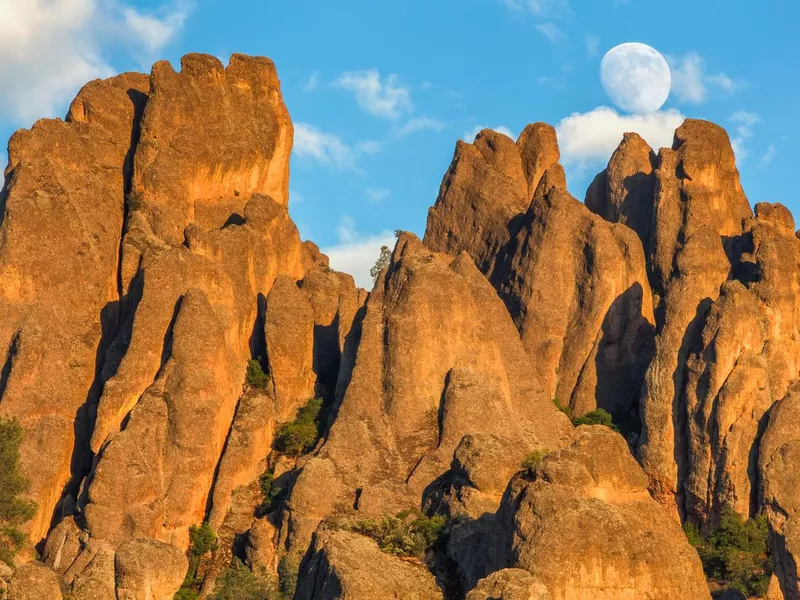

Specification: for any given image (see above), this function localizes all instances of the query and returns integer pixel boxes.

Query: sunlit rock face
[2,51,799,600]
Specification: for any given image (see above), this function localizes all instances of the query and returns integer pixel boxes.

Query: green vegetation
[277,555,299,599]
[178,522,218,597]
[521,449,550,471]
[573,409,619,432]
[0,417,36,566]
[246,358,270,388]
[210,559,280,600]
[684,508,772,597]
[553,399,620,432]
[258,468,285,514]
[327,507,447,560]
[554,398,573,420]
[189,522,218,555]
[275,397,323,457]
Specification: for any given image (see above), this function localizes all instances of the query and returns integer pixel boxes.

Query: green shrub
[174,589,200,600]
[573,409,619,432]
[684,508,772,597]
[189,522,218,556]
[0,417,36,566]
[329,507,447,559]
[275,398,323,457]
[246,359,270,388]
[179,522,219,595]
[277,555,299,599]
[521,450,549,471]
[258,468,285,513]
[210,559,279,600]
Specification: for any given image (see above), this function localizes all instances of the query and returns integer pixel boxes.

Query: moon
[600,43,671,114]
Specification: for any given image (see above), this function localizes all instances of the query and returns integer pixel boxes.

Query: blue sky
[1,1,797,286]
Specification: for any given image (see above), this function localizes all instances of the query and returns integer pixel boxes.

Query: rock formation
[0,53,797,600]
[285,233,575,555]
[425,126,655,423]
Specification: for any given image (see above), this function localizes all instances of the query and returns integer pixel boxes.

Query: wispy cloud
[728,110,760,161]
[668,52,741,104]
[365,187,391,204]
[293,123,355,169]
[301,72,319,92]
[496,0,570,17]
[122,2,191,55]
[397,116,446,137]
[761,144,777,167]
[335,69,413,120]
[586,35,600,57]
[535,22,564,41]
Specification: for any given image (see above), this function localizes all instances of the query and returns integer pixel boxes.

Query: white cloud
[586,35,600,58]
[293,123,354,168]
[323,218,396,288]
[122,2,190,55]
[463,125,516,142]
[728,111,760,161]
[335,70,413,120]
[397,116,446,137]
[668,52,740,104]
[556,106,685,166]
[535,22,564,42]
[301,72,320,92]
[0,0,191,124]
[365,188,391,204]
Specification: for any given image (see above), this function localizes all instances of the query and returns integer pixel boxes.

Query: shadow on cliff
[594,283,655,440]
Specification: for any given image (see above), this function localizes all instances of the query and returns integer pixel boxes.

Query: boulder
[501,427,710,599]
[114,539,187,600]
[7,562,63,600]
[295,529,442,600]
[466,569,551,600]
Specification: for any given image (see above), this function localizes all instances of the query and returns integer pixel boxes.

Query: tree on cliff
[0,417,36,565]
[370,246,392,282]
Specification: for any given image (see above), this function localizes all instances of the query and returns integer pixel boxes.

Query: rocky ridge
[0,53,796,599]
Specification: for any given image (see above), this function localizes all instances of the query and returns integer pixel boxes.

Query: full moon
[600,43,671,114]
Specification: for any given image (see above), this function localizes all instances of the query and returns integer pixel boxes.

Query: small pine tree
[370,245,392,282]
